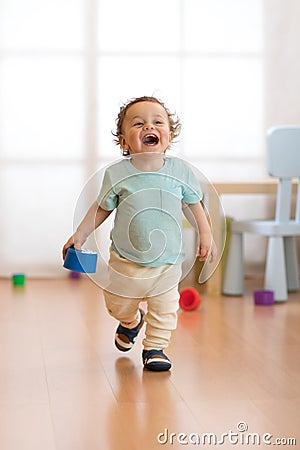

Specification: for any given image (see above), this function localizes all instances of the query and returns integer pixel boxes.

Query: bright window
[0,0,263,275]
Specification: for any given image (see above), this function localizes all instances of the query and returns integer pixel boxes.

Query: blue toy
[63,245,98,273]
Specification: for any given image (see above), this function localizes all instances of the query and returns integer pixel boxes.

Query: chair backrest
[267,126,300,222]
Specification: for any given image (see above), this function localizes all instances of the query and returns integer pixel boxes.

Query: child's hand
[197,234,217,263]
[62,231,87,260]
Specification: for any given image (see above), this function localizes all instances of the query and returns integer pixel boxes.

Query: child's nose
[143,122,155,130]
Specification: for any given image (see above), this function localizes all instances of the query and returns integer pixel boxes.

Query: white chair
[222,126,300,301]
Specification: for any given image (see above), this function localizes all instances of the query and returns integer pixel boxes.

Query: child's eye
[134,122,143,127]
[155,120,163,125]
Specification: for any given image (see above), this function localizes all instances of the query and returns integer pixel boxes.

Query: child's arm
[62,201,112,259]
[183,201,216,262]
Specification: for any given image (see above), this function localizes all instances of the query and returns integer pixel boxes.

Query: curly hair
[112,96,181,156]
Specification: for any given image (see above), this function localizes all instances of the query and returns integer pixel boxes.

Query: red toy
[179,287,201,311]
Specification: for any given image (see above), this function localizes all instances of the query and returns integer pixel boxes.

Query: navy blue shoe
[115,309,144,352]
[142,349,172,371]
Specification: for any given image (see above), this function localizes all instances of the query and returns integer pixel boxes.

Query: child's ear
[119,135,129,151]
[169,131,174,142]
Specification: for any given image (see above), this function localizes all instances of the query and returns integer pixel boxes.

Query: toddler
[62,96,215,371]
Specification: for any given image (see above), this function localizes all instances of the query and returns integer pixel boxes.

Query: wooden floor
[0,276,299,450]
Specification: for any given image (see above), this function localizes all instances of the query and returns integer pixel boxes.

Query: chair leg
[222,232,244,295]
[284,236,299,292]
[265,236,287,301]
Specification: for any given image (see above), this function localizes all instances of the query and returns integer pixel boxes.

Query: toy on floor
[253,290,274,305]
[63,245,98,273]
[179,287,201,311]
[69,270,81,279]
[12,273,26,286]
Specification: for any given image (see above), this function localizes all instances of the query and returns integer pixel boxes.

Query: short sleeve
[97,169,119,211]
[181,165,203,204]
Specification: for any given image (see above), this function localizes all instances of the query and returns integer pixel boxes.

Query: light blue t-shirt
[97,156,202,266]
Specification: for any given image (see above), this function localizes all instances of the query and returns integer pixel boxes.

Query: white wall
[0,0,299,278]
[220,0,300,275]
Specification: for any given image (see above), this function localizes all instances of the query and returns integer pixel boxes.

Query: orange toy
[179,287,201,311]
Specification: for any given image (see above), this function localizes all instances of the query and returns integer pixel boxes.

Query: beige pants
[103,248,182,351]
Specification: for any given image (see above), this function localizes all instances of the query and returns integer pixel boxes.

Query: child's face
[119,101,174,155]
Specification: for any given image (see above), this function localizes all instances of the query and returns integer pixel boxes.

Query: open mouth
[142,133,159,146]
